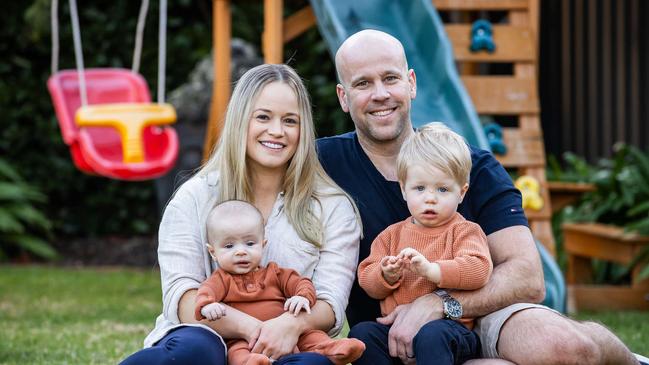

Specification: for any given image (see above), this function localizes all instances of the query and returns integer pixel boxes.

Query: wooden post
[264,0,283,64]
[203,2,316,159]
[283,6,316,43]
[204,0,232,161]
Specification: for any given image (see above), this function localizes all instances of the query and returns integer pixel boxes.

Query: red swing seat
[47,68,178,180]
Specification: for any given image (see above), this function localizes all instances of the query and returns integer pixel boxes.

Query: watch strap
[434,289,450,299]
[433,289,460,319]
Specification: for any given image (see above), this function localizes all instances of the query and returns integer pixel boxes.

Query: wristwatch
[434,289,463,320]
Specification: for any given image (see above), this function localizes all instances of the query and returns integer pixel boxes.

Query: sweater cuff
[376,270,402,291]
[194,295,213,321]
[436,260,460,289]
[164,281,201,325]
[296,285,317,307]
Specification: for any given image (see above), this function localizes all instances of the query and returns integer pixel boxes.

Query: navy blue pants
[348,320,480,365]
[120,326,334,365]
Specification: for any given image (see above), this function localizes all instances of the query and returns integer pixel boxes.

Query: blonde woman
[121,64,361,365]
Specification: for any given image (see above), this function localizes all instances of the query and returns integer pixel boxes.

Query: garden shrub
[550,143,649,282]
[0,157,56,260]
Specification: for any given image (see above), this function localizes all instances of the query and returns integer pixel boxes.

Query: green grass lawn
[0,266,160,364]
[1,266,647,364]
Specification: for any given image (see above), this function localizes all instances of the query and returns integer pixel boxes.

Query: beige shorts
[473,303,559,358]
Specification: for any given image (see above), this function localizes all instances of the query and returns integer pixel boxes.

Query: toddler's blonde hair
[397,122,472,186]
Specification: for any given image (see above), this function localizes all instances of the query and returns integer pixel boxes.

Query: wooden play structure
[204,0,555,255]
[435,0,554,254]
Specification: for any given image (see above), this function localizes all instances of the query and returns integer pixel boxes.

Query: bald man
[316,29,637,365]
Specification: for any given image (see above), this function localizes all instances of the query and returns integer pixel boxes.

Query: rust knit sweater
[358,213,492,326]
[194,262,316,321]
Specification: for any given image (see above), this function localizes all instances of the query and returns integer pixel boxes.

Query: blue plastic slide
[309,0,489,150]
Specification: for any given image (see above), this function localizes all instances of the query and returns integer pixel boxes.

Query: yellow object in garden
[515,175,544,211]
[75,103,176,163]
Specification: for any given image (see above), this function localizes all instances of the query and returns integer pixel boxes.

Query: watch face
[444,298,463,319]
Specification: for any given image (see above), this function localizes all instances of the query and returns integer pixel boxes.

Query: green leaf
[550,152,596,183]
[628,201,649,216]
[0,182,45,202]
[0,209,25,233]
[2,234,58,260]
[0,159,22,182]
[626,219,649,236]
[8,204,52,231]
[0,182,29,200]
[627,145,649,182]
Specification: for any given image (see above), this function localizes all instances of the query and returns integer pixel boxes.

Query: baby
[352,123,493,364]
[195,199,365,365]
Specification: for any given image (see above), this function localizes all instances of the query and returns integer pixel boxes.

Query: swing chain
[50,0,167,104]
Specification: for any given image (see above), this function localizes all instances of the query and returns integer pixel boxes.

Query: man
[316,29,637,365]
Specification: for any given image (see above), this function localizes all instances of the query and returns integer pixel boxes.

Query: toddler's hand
[399,247,431,277]
[201,302,227,321]
[380,255,403,284]
[284,296,311,316]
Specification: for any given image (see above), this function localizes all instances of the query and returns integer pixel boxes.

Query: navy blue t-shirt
[316,131,528,326]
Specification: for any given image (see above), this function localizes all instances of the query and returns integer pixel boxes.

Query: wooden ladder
[435,0,555,255]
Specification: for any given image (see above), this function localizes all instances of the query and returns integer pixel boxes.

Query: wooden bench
[563,222,649,311]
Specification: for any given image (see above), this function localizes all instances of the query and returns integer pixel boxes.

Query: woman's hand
[249,312,302,360]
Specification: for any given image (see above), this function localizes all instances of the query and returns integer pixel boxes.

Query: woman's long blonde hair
[199,64,358,247]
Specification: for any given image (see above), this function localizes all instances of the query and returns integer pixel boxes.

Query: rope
[132,0,149,74]
[55,0,165,105]
[51,0,59,74]
[157,0,168,103]
[69,0,87,106]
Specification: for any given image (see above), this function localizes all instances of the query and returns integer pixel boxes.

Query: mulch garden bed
[50,235,158,267]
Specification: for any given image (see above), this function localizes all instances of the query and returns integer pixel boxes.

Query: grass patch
[0,266,647,364]
[573,310,649,354]
[0,265,160,364]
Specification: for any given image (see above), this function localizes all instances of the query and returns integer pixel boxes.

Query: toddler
[351,123,493,364]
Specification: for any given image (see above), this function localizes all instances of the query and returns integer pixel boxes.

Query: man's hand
[376,293,444,364]
[200,302,227,321]
[381,255,404,284]
[284,296,312,316]
[250,313,302,360]
[399,247,441,283]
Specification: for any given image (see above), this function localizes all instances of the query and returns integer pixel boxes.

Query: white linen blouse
[143,171,361,348]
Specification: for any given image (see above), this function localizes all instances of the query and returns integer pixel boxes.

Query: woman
[120,64,361,365]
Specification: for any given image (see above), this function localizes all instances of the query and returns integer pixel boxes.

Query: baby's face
[401,163,468,228]
[207,214,265,275]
